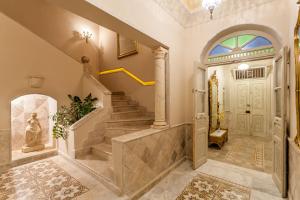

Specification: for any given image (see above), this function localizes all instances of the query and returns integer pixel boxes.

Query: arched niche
[10,94,57,152]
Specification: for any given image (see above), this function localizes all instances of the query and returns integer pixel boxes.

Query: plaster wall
[99,27,155,112]
[86,0,186,126]
[0,0,101,77]
[0,13,84,165]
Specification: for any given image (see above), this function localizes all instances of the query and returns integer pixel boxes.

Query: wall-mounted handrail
[98,68,155,86]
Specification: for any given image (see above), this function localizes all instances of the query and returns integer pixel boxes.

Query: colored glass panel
[209,45,232,56]
[221,37,236,49]
[242,36,272,50]
[238,35,256,47]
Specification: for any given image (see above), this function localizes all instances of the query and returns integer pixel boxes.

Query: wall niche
[11,94,57,151]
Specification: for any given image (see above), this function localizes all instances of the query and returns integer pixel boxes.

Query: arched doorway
[11,94,57,160]
[192,26,288,197]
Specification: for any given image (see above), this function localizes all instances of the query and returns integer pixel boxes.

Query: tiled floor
[0,155,283,200]
[208,134,272,173]
[141,159,283,200]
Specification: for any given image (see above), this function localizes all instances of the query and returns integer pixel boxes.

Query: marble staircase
[75,91,153,193]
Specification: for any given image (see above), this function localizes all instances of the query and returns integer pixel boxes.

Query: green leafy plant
[52,93,98,140]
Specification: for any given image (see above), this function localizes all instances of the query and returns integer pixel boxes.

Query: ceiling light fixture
[238,63,250,70]
[202,0,222,20]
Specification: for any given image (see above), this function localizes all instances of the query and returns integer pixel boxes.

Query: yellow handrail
[98,68,155,86]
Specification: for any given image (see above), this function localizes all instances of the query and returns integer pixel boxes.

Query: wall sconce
[82,31,92,43]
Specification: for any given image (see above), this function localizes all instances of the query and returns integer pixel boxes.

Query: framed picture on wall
[117,34,138,59]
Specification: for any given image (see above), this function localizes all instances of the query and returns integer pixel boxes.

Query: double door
[234,79,268,137]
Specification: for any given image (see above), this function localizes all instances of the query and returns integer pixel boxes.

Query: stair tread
[112,104,138,108]
[111,91,125,95]
[106,117,154,123]
[92,143,112,154]
[112,110,143,114]
[105,125,150,130]
[112,99,130,102]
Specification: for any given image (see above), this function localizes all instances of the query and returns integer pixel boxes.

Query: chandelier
[202,0,222,19]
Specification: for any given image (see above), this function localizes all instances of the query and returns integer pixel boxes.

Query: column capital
[153,46,168,59]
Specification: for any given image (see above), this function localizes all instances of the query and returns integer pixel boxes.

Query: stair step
[111,91,125,96]
[105,118,154,128]
[104,125,151,144]
[91,143,112,160]
[111,95,130,100]
[112,99,134,106]
[111,110,145,120]
[112,104,139,112]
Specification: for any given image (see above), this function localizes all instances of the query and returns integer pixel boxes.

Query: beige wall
[0,12,85,165]
[86,0,186,126]
[0,0,101,77]
[99,27,155,112]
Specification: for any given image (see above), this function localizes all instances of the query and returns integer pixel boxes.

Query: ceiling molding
[153,0,277,28]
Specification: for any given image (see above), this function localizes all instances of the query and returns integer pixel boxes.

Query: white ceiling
[152,0,277,28]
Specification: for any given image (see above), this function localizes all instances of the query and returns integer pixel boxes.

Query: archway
[193,24,288,197]
[11,94,57,160]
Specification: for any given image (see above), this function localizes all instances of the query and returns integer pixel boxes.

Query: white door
[272,47,288,197]
[235,81,250,135]
[250,80,267,136]
[193,62,209,169]
[233,79,268,136]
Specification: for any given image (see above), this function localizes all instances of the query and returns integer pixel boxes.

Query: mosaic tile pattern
[208,134,272,173]
[0,160,88,200]
[177,172,251,200]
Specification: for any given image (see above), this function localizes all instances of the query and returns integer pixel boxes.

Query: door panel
[193,63,208,169]
[272,47,288,198]
[233,78,267,136]
[235,82,250,134]
[250,81,267,136]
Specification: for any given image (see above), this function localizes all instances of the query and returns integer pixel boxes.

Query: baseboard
[129,156,187,200]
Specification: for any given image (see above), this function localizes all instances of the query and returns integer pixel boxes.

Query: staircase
[75,92,153,192]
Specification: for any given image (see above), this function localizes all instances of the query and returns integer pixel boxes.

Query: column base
[152,121,169,129]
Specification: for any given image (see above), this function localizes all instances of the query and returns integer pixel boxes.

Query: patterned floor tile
[176,172,250,200]
[208,134,272,173]
[0,160,88,200]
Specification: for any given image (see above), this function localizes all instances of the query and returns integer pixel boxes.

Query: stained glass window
[242,36,272,50]
[209,45,232,56]
[208,34,274,63]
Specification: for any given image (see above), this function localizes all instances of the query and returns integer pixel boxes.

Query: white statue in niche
[22,113,45,153]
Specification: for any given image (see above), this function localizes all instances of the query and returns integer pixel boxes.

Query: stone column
[152,47,168,128]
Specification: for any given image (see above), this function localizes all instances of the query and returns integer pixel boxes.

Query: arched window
[207,34,275,64]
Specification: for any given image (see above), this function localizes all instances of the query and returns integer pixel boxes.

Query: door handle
[245,110,251,114]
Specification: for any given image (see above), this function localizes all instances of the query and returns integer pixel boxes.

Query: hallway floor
[0,156,283,200]
[208,134,272,173]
